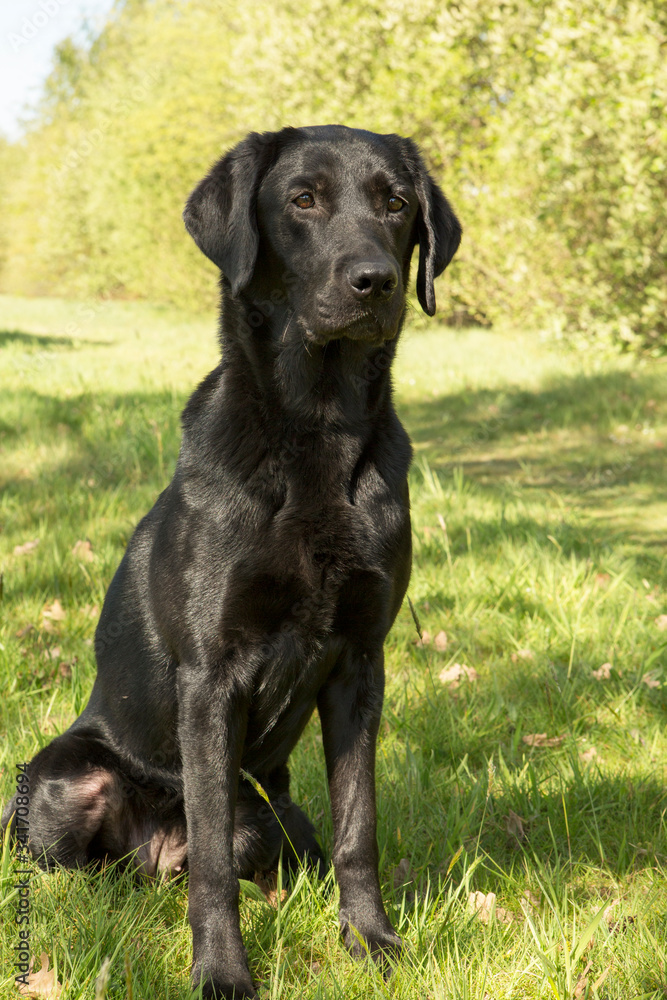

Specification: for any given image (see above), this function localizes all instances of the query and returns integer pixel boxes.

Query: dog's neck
[219,291,401,431]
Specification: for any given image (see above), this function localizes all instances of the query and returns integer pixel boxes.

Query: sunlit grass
[1,295,666,998]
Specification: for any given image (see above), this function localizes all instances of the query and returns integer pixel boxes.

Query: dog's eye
[293,193,315,209]
[387,196,405,213]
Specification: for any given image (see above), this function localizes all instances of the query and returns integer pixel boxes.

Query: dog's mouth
[305,306,400,346]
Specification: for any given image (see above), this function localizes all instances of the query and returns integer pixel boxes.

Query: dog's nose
[347,261,398,301]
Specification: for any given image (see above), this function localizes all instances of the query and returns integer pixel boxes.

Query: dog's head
[184,125,461,344]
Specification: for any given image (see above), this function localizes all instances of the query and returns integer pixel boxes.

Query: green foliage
[1,0,665,349]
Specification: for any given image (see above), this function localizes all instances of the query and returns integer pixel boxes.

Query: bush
[1,0,665,351]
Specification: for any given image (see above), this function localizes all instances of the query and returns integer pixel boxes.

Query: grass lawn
[1,293,667,998]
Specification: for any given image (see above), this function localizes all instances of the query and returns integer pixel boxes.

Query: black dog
[3,125,460,998]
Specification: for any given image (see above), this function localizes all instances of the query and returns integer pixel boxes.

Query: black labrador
[3,125,460,998]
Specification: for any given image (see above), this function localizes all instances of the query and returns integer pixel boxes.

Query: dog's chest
[219,455,406,651]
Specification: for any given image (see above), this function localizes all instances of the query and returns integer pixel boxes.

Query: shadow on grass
[2,362,666,569]
[401,365,667,562]
[378,664,667,879]
[0,328,107,349]
[402,366,665,445]
[402,365,664,473]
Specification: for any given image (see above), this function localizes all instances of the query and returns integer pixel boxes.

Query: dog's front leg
[318,650,402,962]
[179,672,257,999]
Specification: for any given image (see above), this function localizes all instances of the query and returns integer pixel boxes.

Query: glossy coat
[3,125,461,999]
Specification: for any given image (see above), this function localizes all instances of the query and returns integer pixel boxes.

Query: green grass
[1,293,667,999]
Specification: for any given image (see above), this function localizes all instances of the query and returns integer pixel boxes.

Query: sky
[0,0,116,140]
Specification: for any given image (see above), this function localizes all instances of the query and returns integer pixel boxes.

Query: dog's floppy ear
[401,139,462,316]
[183,132,278,296]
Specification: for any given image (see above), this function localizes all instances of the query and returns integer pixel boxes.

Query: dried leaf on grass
[18,953,62,998]
[592,662,612,681]
[511,648,534,663]
[439,663,479,688]
[253,871,287,908]
[522,889,540,912]
[414,629,431,647]
[467,890,514,925]
[573,961,593,999]
[14,539,40,556]
[580,746,598,764]
[42,600,66,622]
[574,961,613,998]
[522,733,566,748]
[654,614,667,631]
[433,630,448,651]
[414,629,449,651]
[603,898,636,933]
[72,539,95,562]
[642,672,661,689]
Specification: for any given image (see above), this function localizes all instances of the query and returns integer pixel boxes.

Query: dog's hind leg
[2,733,121,870]
[233,769,325,879]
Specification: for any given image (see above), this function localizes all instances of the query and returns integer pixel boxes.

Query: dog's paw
[340,914,403,964]
[192,966,258,999]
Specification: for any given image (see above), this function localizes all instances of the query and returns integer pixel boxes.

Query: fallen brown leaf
[16,624,35,639]
[72,539,95,562]
[654,615,667,631]
[511,648,534,663]
[433,630,448,652]
[414,629,431,647]
[603,898,636,933]
[42,600,66,622]
[253,871,287,908]
[592,662,612,681]
[594,573,611,588]
[467,890,514,925]
[573,960,593,999]
[14,539,40,556]
[522,733,566,748]
[18,953,62,998]
[580,746,598,764]
[439,663,479,688]
[642,672,660,689]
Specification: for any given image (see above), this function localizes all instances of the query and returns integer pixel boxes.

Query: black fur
[3,125,461,999]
